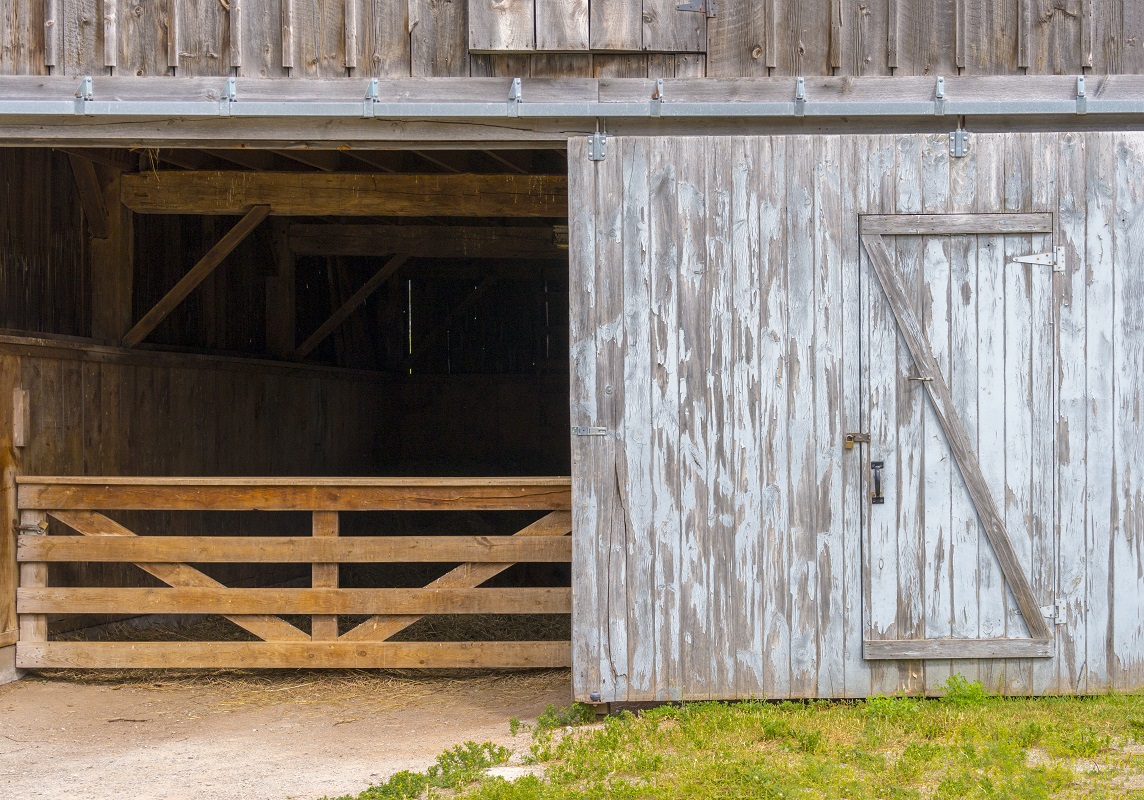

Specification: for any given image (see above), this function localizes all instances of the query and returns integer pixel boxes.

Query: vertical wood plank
[728,135,765,695]
[175,0,228,76]
[760,135,791,697]
[677,137,712,696]
[814,135,845,697]
[344,0,357,70]
[281,0,293,69]
[468,0,533,51]
[166,0,179,69]
[536,0,587,50]
[17,511,48,647]
[1084,131,1114,692]
[102,0,116,68]
[311,511,338,640]
[410,0,468,76]
[705,0,769,77]
[619,137,655,698]
[643,0,706,52]
[590,0,641,50]
[1056,130,1087,694]
[649,136,683,701]
[90,172,133,345]
[292,0,344,76]
[45,0,59,68]
[1111,132,1144,690]
[568,134,602,702]
[0,355,19,642]
[786,133,817,697]
[364,0,409,77]
[229,0,242,69]
[920,133,953,694]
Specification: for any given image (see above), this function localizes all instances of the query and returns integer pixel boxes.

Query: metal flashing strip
[0,76,1142,121]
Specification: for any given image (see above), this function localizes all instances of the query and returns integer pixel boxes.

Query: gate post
[1,365,22,684]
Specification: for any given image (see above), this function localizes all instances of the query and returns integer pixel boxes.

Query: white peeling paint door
[860,208,1058,691]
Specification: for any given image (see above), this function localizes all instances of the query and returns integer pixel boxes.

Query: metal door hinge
[1041,599,1068,625]
[676,0,716,16]
[949,128,969,157]
[572,426,608,437]
[844,432,870,450]
[587,131,607,162]
[1011,246,1066,273]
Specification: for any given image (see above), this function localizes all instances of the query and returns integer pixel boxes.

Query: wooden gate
[14,476,572,669]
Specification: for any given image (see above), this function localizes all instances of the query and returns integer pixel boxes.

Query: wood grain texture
[536,0,587,51]
[17,640,571,669]
[469,0,533,51]
[120,172,568,217]
[861,213,1054,235]
[865,638,1052,659]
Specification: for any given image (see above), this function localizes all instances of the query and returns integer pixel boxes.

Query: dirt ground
[0,669,570,800]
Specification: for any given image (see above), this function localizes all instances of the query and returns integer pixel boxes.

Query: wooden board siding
[6,0,1144,77]
[570,131,1144,701]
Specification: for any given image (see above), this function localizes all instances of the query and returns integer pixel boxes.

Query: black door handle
[871,460,885,505]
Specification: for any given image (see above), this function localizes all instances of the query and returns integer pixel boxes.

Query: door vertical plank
[974,134,1008,694]
[948,133,982,689]
[1084,131,1114,693]
[649,137,684,701]
[729,136,765,696]
[1055,130,1088,694]
[1002,133,1036,694]
[893,133,926,696]
[596,136,628,702]
[865,134,901,697]
[620,137,656,699]
[840,134,871,698]
[677,138,713,697]
[760,135,792,698]
[1111,132,1144,690]
[536,0,588,50]
[706,137,735,694]
[814,135,846,697]
[1029,131,1058,695]
[311,511,338,640]
[568,135,602,702]
[787,134,818,698]
[920,132,954,695]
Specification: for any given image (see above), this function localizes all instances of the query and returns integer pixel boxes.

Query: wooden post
[311,511,338,640]
[90,172,134,344]
[265,219,296,358]
[0,355,21,682]
[18,511,48,658]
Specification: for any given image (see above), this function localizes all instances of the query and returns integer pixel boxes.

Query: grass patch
[453,678,1144,800]
[324,741,510,800]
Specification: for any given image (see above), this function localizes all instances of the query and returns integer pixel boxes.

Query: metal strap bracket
[1011,246,1066,273]
[676,0,717,16]
[1076,75,1087,115]
[949,128,969,157]
[363,77,379,118]
[508,77,522,118]
[572,426,608,437]
[74,76,93,115]
[652,78,664,117]
[220,76,237,117]
[794,77,805,116]
[935,76,945,115]
[587,130,607,162]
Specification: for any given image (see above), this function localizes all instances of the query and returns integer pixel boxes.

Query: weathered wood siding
[6,0,1144,78]
[570,131,1144,701]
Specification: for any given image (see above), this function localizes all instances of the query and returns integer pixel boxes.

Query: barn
[1,0,1143,704]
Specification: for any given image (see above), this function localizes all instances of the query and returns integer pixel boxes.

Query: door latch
[870,461,885,505]
[844,432,870,450]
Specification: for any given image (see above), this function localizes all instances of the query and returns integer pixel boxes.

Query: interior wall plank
[1055,130,1087,694]
[1083,131,1114,692]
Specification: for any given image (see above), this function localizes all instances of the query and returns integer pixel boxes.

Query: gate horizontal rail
[14,476,573,670]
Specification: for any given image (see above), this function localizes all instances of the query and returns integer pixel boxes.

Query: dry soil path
[0,669,569,800]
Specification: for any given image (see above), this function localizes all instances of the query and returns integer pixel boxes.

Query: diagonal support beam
[860,233,1052,641]
[50,511,308,642]
[402,275,500,370]
[339,511,571,642]
[293,253,410,360]
[67,154,110,239]
[122,205,271,347]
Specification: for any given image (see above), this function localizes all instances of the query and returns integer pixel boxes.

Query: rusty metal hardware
[676,0,717,16]
[844,432,870,450]
[15,520,48,533]
[871,461,885,505]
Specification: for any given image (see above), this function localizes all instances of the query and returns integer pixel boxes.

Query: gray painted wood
[468,0,533,52]
[861,213,1054,235]
[536,0,587,51]
[569,131,1144,701]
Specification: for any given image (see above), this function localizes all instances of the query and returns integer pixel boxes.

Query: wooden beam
[16,512,47,648]
[17,640,571,669]
[288,224,565,259]
[404,276,500,369]
[861,233,1053,640]
[67,154,110,239]
[342,511,571,642]
[50,511,308,641]
[311,511,339,640]
[90,172,134,344]
[120,172,569,217]
[864,638,1053,660]
[294,253,410,360]
[122,205,271,347]
[18,476,574,512]
[18,586,572,615]
[265,218,296,358]
[860,213,1054,236]
[19,534,574,563]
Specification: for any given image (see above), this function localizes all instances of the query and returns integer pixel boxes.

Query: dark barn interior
[1,146,572,645]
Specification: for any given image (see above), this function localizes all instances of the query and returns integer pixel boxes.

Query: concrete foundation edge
[0,645,20,685]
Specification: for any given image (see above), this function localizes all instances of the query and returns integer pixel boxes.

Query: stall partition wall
[569,131,1144,701]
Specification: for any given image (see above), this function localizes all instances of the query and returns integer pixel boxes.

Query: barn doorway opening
[2,146,573,670]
